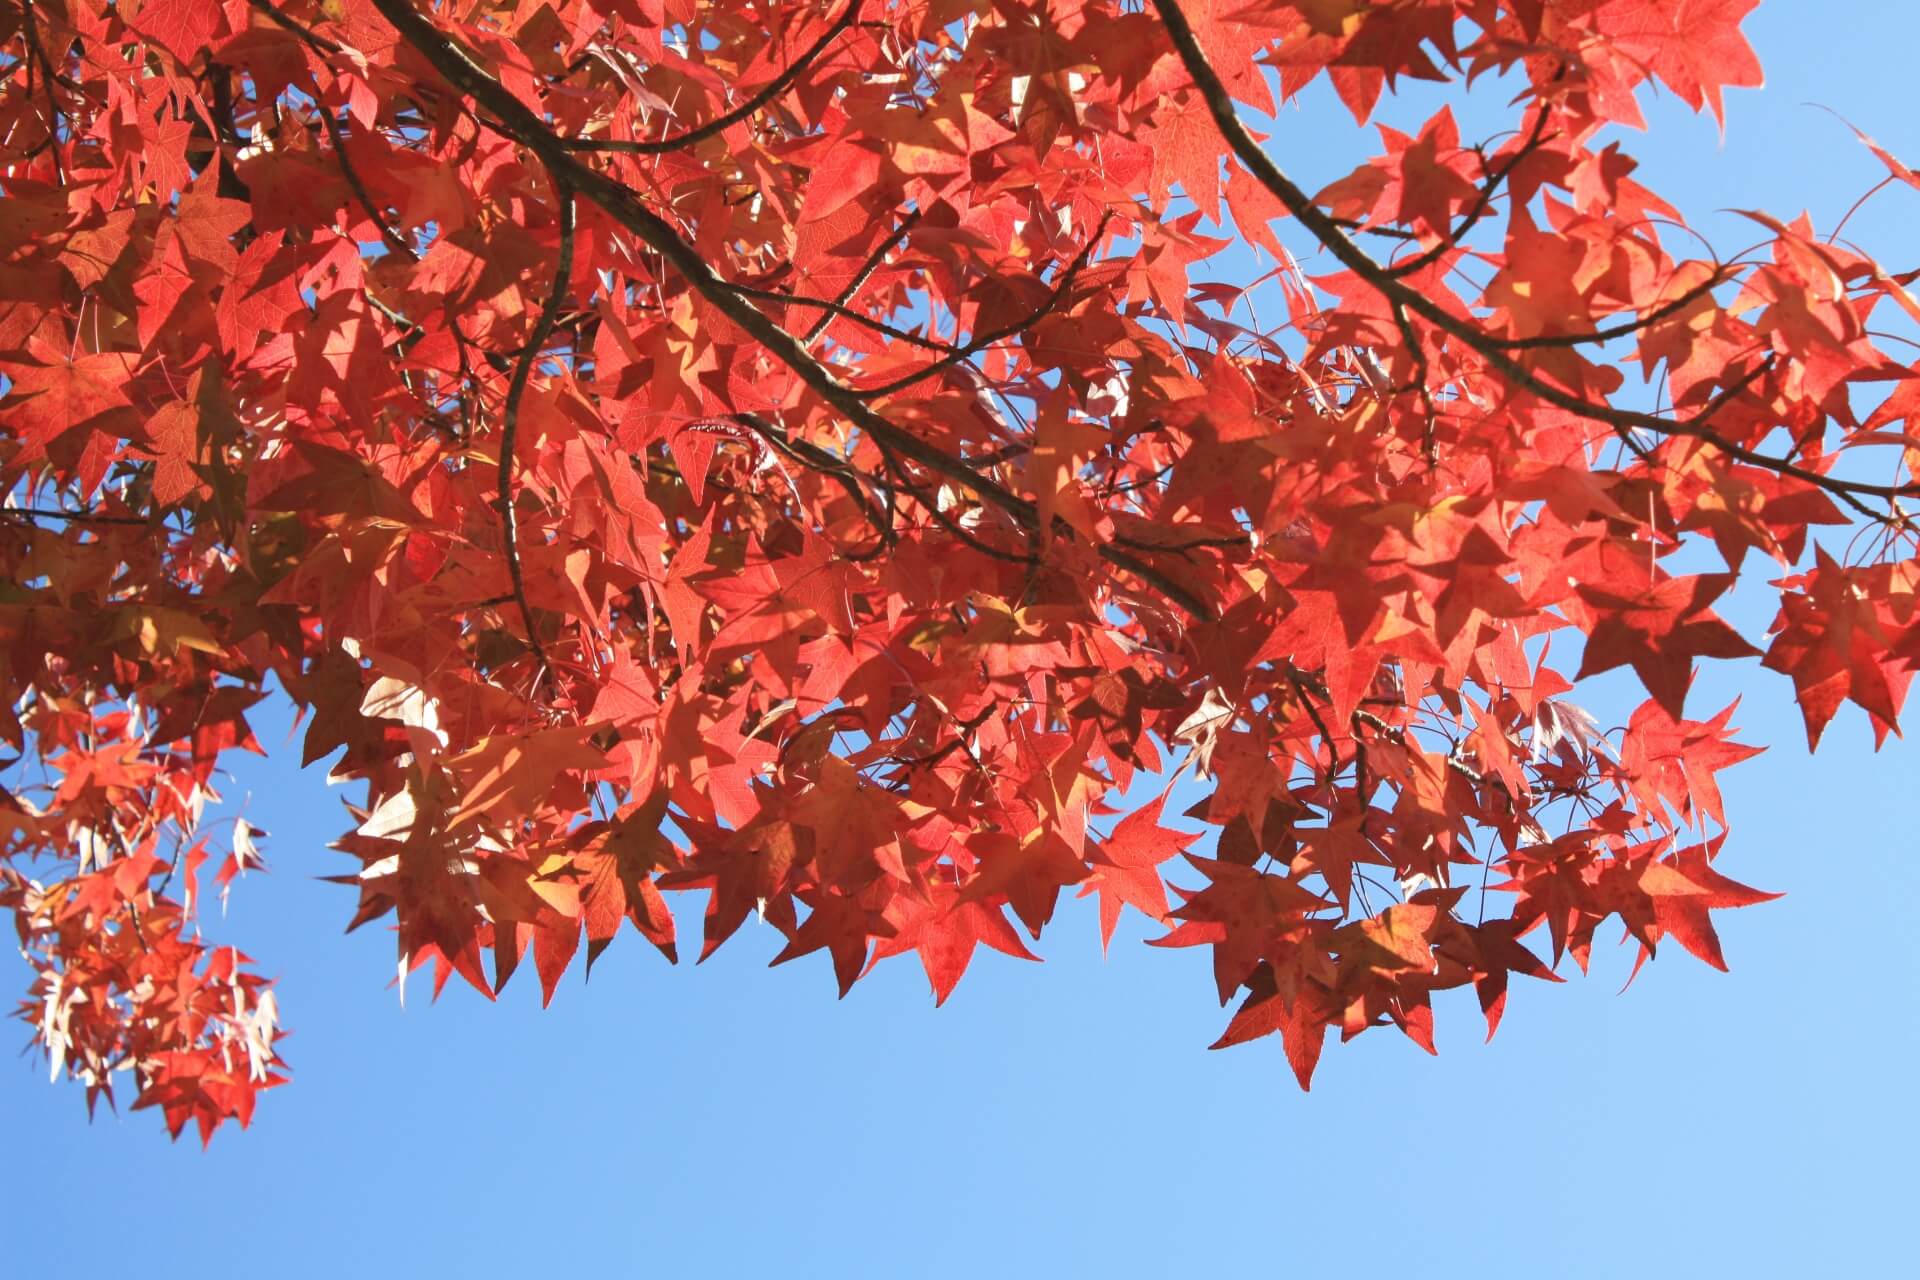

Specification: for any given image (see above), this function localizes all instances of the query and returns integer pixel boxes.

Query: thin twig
[20,0,67,181]
[876,444,1041,567]
[319,109,419,261]
[371,0,1213,617]
[1485,271,1728,350]
[734,412,895,558]
[1149,0,1919,519]
[560,0,861,154]
[804,207,921,344]
[1351,708,1503,796]
[2,506,154,527]
[851,213,1113,400]
[249,0,344,56]
[1387,106,1555,279]
[498,171,576,694]
[104,817,153,955]
[1388,298,1439,464]
[726,283,951,352]
[1284,668,1343,787]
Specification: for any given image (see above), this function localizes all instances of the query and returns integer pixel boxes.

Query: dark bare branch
[249,0,344,55]
[1,506,155,527]
[1149,0,1920,517]
[804,208,921,344]
[851,213,1113,400]
[498,171,575,692]
[19,1,69,180]
[560,0,861,155]
[874,443,1042,567]
[725,283,951,352]
[734,412,896,558]
[1387,105,1555,279]
[1485,271,1728,350]
[319,109,418,262]
[371,0,1213,617]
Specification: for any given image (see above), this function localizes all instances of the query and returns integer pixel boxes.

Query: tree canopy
[4,0,1917,1143]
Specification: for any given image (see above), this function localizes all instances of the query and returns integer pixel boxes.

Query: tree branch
[1148,0,1920,517]
[559,0,861,154]
[19,0,69,181]
[319,109,418,262]
[1,506,154,527]
[734,412,896,558]
[249,0,343,56]
[1352,708,1501,795]
[803,207,920,345]
[874,443,1042,567]
[371,0,1213,618]
[1484,271,1728,349]
[850,212,1113,400]
[724,282,951,352]
[498,171,576,692]
[1386,105,1555,279]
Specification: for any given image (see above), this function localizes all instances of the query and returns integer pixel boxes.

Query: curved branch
[874,443,1041,567]
[371,0,1212,618]
[725,283,952,352]
[1388,298,1439,464]
[498,171,576,692]
[319,109,418,262]
[559,0,861,155]
[1485,271,1729,350]
[1148,0,1919,518]
[804,207,921,344]
[734,412,895,559]
[851,212,1113,400]
[20,0,69,180]
[1386,105,1555,279]
[250,0,343,56]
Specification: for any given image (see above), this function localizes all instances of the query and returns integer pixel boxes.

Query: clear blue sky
[6,6,1917,1275]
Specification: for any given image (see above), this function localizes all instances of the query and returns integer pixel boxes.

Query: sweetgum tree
[4,0,1917,1142]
